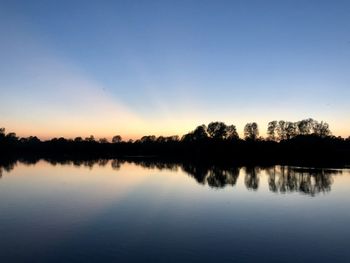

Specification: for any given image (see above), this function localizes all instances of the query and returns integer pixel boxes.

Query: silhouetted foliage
[267,121,278,141]
[140,135,157,143]
[166,135,179,142]
[244,122,259,140]
[182,122,239,142]
[182,125,208,142]
[207,122,228,139]
[206,122,239,140]
[112,135,122,143]
[6,132,18,143]
[313,121,331,137]
[0,118,348,165]
[267,118,331,141]
[74,137,83,142]
[85,135,95,142]
[99,138,108,144]
[298,118,313,135]
[226,125,239,140]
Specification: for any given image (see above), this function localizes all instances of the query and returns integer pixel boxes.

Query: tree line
[1,119,349,164]
[0,118,337,145]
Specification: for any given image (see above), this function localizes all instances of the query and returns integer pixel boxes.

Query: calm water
[0,159,349,263]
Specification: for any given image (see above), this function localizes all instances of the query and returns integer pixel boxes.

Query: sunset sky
[1,0,350,140]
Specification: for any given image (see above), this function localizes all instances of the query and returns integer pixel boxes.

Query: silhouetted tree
[165,135,179,142]
[244,122,259,140]
[6,132,18,143]
[157,136,166,143]
[112,135,122,143]
[312,121,331,137]
[99,138,108,143]
[226,125,239,140]
[21,136,41,144]
[74,137,83,142]
[207,122,227,139]
[297,118,314,135]
[285,121,297,139]
[267,121,277,141]
[277,120,287,140]
[192,125,208,140]
[85,135,95,142]
[268,118,332,141]
[140,135,156,143]
[182,125,208,142]
[0,129,4,146]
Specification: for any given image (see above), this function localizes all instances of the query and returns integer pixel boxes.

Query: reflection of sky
[1,1,350,139]
[0,161,350,261]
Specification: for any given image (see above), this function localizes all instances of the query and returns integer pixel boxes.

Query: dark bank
[1,119,350,165]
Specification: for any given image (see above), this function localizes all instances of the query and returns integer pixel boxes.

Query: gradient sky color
[1,0,350,140]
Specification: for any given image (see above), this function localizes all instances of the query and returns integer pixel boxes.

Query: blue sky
[1,0,350,139]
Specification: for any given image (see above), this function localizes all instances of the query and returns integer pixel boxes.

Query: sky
[1,0,350,140]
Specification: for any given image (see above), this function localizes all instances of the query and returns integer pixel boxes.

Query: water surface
[0,159,349,262]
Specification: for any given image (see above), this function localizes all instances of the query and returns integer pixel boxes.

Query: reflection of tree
[244,167,260,190]
[0,158,340,197]
[111,159,122,170]
[98,159,108,167]
[20,157,40,166]
[0,159,17,178]
[181,163,208,184]
[181,163,239,188]
[206,167,239,188]
[134,160,177,171]
[3,162,16,173]
[73,160,84,167]
[267,166,337,196]
[83,160,95,169]
[266,166,278,192]
[276,166,299,193]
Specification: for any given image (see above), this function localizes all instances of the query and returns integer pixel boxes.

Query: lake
[0,159,349,262]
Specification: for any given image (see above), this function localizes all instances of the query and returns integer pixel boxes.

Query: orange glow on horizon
[3,119,350,141]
